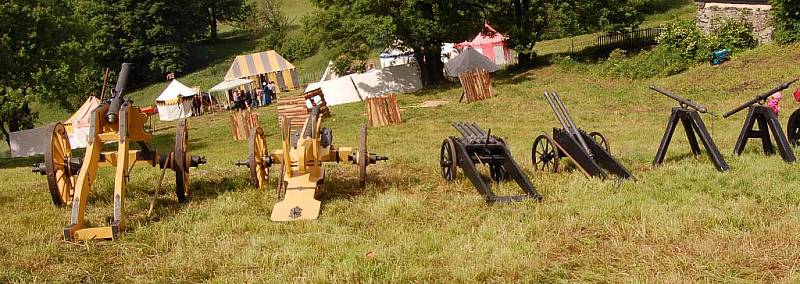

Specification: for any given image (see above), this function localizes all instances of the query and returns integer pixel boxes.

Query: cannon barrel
[303,106,321,138]
[649,86,710,114]
[723,79,798,118]
[544,92,570,131]
[106,63,131,124]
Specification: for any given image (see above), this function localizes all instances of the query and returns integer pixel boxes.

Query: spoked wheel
[589,131,610,153]
[532,134,560,173]
[44,123,76,207]
[440,138,458,181]
[276,165,286,201]
[358,125,368,187]
[248,127,270,190]
[489,164,506,182]
[788,110,800,146]
[174,120,190,203]
[276,117,290,201]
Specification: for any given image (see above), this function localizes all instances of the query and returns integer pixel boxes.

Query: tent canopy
[156,79,196,104]
[224,50,295,80]
[65,96,100,128]
[209,78,254,92]
[456,23,508,49]
[444,47,500,77]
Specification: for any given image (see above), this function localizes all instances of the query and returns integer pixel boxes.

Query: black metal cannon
[724,79,797,163]
[440,122,541,203]
[532,91,634,180]
[650,86,728,172]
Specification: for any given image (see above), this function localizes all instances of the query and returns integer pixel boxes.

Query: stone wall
[695,2,773,43]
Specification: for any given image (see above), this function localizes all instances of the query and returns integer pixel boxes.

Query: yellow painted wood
[73,227,114,241]
[271,173,323,221]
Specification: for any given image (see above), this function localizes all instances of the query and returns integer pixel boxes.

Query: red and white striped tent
[456,23,516,66]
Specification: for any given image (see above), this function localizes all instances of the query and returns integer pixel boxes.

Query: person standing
[268,81,277,101]
[261,81,272,105]
[255,87,264,107]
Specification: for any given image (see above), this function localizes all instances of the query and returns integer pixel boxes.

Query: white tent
[305,76,363,106]
[64,96,101,148]
[209,78,253,92]
[9,126,50,158]
[156,79,196,121]
[304,64,422,106]
[352,64,422,98]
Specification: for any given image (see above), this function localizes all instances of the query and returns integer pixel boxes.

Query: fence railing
[595,27,665,51]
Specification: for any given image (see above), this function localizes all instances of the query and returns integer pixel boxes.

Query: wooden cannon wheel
[589,131,611,153]
[532,134,560,173]
[440,138,458,181]
[358,124,368,187]
[44,123,75,207]
[788,110,800,146]
[275,117,290,201]
[174,120,190,203]
[248,127,270,190]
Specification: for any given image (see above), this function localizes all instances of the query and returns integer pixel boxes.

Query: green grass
[4,40,800,281]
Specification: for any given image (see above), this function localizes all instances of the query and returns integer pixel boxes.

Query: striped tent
[224,50,299,92]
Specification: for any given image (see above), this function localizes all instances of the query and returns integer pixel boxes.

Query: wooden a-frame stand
[733,105,796,163]
[653,108,729,172]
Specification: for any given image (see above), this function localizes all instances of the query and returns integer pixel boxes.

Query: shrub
[707,16,758,51]
[771,0,800,44]
[656,20,708,62]
[280,35,320,61]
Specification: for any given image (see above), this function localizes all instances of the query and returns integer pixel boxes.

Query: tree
[75,0,209,83]
[246,0,291,50]
[308,0,643,84]
[771,0,800,44]
[199,0,248,40]
[0,0,91,146]
[307,0,483,85]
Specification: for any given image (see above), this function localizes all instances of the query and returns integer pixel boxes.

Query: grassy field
[4,37,800,281]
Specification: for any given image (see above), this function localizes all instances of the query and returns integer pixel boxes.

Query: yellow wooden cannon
[32,63,206,241]
[238,107,387,221]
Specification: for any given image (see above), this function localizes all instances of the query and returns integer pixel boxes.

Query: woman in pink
[768,92,783,114]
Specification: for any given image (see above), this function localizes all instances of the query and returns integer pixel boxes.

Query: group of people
[229,81,277,110]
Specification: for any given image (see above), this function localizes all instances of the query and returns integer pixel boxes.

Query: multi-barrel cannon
[724,79,798,163]
[237,106,387,221]
[532,91,634,180]
[650,86,728,172]
[440,122,541,203]
[31,63,207,241]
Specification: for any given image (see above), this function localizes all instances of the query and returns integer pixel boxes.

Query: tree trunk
[518,52,532,67]
[208,7,218,41]
[0,121,9,148]
[415,46,445,86]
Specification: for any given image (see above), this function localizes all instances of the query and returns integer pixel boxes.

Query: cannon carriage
[31,63,207,241]
[439,122,542,203]
[532,91,634,180]
[236,106,387,221]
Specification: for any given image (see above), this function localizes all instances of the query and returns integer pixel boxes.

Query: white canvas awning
[209,78,254,92]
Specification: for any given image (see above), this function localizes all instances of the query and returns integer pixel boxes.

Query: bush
[593,18,758,79]
[280,35,320,61]
[707,16,758,51]
[656,20,708,62]
[771,0,800,44]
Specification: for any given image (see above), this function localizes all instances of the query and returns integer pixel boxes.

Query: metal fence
[595,27,665,51]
